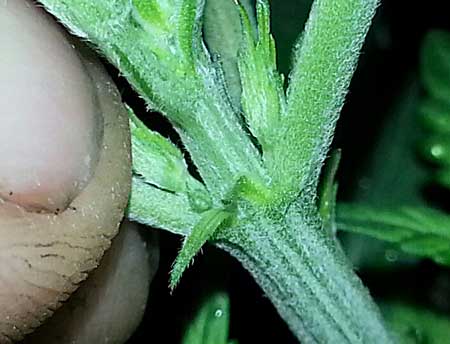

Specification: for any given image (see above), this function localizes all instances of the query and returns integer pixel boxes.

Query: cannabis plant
[33,0,450,343]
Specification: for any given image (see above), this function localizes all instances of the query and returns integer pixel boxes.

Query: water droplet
[385,249,398,262]
[431,144,444,158]
[214,309,223,318]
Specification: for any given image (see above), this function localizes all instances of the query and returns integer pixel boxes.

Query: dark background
[118,1,450,342]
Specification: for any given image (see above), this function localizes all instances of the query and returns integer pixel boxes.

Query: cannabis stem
[37,0,394,342]
[218,206,393,343]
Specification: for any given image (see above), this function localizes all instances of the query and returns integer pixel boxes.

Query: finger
[0,1,131,342]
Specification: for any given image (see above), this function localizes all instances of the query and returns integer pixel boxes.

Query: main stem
[218,208,393,343]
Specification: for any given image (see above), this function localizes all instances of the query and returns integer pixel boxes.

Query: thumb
[0,0,131,342]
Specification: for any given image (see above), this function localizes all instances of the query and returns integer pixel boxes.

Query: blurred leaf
[381,302,450,344]
[420,30,450,105]
[419,30,450,189]
[339,79,428,269]
[337,203,450,265]
[419,97,450,134]
[182,291,235,344]
[318,150,341,235]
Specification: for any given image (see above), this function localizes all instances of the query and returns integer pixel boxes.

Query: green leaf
[170,209,232,290]
[381,302,450,344]
[237,0,286,154]
[127,177,199,236]
[318,149,341,234]
[130,0,200,69]
[336,203,450,265]
[338,79,427,269]
[419,30,450,190]
[420,30,450,105]
[419,97,450,134]
[127,106,213,234]
[129,106,202,194]
[40,0,267,202]
[182,291,234,344]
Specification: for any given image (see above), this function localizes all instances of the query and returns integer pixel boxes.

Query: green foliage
[128,178,198,236]
[237,0,285,155]
[39,0,388,342]
[42,0,267,202]
[381,302,450,344]
[338,79,429,269]
[337,203,450,265]
[318,150,341,234]
[129,107,204,195]
[170,209,232,290]
[127,107,210,235]
[419,30,450,189]
[420,31,450,105]
[182,291,236,344]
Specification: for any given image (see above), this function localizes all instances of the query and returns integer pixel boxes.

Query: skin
[0,0,101,213]
[0,1,157,342]
[24,221,159,344]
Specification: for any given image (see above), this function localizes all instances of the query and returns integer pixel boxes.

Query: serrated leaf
[237,0,286,153]
[129,106,196,193]
[381,302,450,344]
[128,107,212,234]
[336,203,450,265]
[339,80,429,269]
[40,0,266,203]
[182,291,234,344]
[170,209,232,290]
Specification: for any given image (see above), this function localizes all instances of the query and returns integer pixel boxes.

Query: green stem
[270,0,380,205]
[218,209,393,343]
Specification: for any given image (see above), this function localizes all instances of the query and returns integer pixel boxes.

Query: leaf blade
[127,177,199,236]
[237,0,286,154]
[337,203,450,265]
[170,209,232,290]
[182,291,233,344]
[381,301,450,344]
[40,0,267,202]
